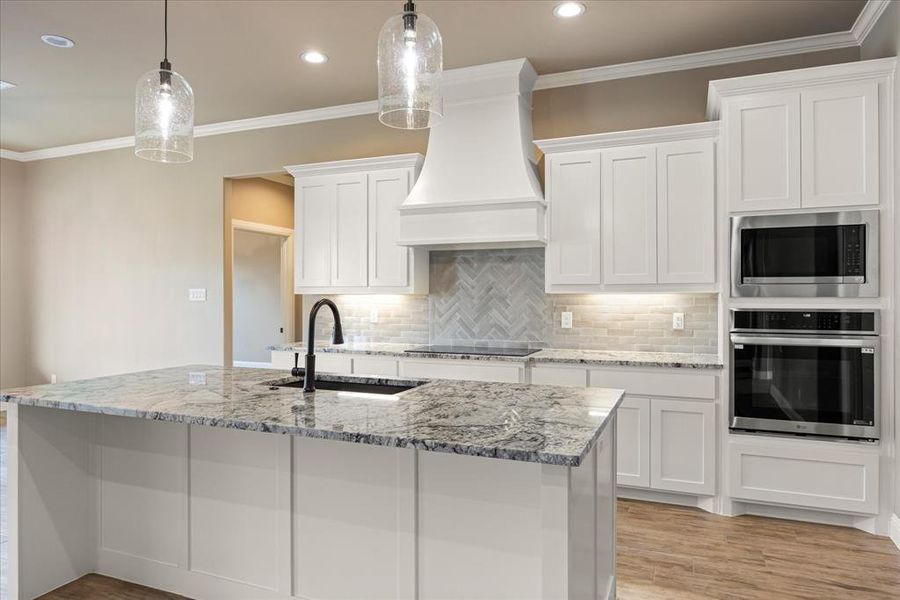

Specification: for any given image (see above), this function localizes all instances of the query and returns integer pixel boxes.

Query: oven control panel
[732,310,878,334]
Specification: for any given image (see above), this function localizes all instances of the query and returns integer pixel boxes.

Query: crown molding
[851,0,892,44]
[2,1,889,163]
[535,121,720,155]
[284,152,424,178]
[706,56,897,119]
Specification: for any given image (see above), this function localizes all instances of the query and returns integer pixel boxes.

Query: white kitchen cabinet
[286,154,426,294]
[723,92,801,212]
[545,152,602,287]
[801,82,879,208]
[601,145,657,285]
[400,359,524,383]
[657,139,716,284]
[530,364,588,387]
[616,396,651,488]
[295,177,333,288]
[650,399,715,495]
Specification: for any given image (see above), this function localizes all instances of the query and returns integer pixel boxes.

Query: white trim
[1,1,890,163]
[707,56,897,119]
[284,153,424,178]
[232,361,274,369]
[231,219,294,237]
[851,0,892,44]
[891,514,900,550]
[535,121,719,155]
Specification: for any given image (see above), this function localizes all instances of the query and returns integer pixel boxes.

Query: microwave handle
[730,334,878,349]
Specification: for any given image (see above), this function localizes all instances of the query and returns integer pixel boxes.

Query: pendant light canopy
[135,0,194,163]
[377,1,443,129]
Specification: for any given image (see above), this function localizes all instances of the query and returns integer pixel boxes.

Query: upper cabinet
[537,122,718,293]
[286,154,428,295]
[709,58,895,213]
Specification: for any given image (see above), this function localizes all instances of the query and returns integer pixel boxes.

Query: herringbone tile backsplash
[308,249,718,353]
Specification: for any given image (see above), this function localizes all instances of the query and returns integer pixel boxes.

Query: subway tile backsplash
[308,249,719,353]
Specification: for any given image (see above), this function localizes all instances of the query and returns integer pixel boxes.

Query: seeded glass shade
[377,10,442,129]
[134,68,194,163]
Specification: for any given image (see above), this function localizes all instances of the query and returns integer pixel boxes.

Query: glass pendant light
[135,0,194,163]
[377,1,442,129]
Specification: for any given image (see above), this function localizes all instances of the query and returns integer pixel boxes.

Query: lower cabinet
[615,396,716,495]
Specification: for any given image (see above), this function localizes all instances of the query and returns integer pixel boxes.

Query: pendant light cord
[164,0,168,61]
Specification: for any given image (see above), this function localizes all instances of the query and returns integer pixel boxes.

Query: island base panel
[8,405,616,599]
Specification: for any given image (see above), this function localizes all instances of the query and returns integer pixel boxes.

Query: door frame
[231,219,295,367]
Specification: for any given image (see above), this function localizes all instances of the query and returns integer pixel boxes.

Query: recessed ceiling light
[300,50,328,64]
[0,80,17,91]
[553,2,586,18]
[40,34,75,48]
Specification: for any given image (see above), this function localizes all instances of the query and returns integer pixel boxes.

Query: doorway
[223,176,300,368]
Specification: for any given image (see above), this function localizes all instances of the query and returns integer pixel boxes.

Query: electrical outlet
[189,288,207,302]
[369,307,379,323]
[672,312,685,330]
[50,374,57,384]
[561,311,573,329]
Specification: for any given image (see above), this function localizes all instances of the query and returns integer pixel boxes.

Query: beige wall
[0,158,27,388]
[859,0,900,522]
[12,48,866,384]
[223,176,301,365]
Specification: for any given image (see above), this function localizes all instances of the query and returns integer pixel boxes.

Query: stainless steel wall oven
[731,210,879,297]
[730,309,879,441]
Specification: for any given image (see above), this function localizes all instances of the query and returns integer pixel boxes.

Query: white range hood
[397,58,546,250]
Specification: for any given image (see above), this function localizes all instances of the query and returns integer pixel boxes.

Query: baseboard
[891,514,900,550]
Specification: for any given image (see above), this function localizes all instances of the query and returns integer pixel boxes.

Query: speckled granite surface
[530,349,723,370]
[271,342,722,369]
[0,366,623,467]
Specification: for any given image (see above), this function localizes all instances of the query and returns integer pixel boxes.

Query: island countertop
[0,365,623,467]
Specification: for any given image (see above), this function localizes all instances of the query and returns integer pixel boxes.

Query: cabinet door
[295,178,332,288]
[601,145,657,285]
[724,92,801,212]
[545,152,602,286]
[616,396,650,488]
[331,174,368,287]
[650,399,715,495]
[801,83,879,208]
[368,169,411,288]
[657,139,715,284]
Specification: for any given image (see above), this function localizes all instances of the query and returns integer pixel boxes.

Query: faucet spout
[303,298,344,393]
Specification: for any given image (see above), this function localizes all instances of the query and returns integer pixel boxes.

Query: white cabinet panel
[728,437,878,514]
[530,365,588,387]
[601,146,657,285]
[332,175,368,287]
[616,397,650,488]
[588,368,716,400]
[295,179,332,287]
[401,359,523,383]
[546,152,602,286]
[316,353,353,375]
[725,92,801,212]
[189,426,289,592]
[98,416,187,567]
[369,169,411,287]
[657,139,716,284]
[353,356,400,377]
[650,399,715,495]
[801,83,879,208]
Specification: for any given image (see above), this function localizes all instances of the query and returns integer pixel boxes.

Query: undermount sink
[268,374,420,395]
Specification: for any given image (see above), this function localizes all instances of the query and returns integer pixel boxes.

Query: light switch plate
[672,312,685,330]
[189,288,207,302]
[369,307,379,323]
[561,311,573,329]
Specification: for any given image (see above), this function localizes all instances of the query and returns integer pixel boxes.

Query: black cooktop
[405,345,540,357]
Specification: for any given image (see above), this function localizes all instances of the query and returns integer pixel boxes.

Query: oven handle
[730,334,879,349]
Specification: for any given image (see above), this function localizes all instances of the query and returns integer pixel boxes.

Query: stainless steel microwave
[731,210,879,297]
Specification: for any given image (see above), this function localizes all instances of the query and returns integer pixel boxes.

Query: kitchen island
[1,366,623,600]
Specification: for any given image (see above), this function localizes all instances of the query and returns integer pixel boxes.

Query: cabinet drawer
[401,360,523,383]
[588,369,716,400]
[352,356,399,377]
[530,365,587,387]
[316,353,353,375]
[728,437,878,514]
[271,351,296,370]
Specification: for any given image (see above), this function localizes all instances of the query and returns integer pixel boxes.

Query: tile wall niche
[308,249,719,353]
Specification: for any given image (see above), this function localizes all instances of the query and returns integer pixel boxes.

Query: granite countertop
[0,366,623,467]
[271,341,723,369]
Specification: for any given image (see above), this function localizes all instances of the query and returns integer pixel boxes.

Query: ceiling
[0,0,867,152]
